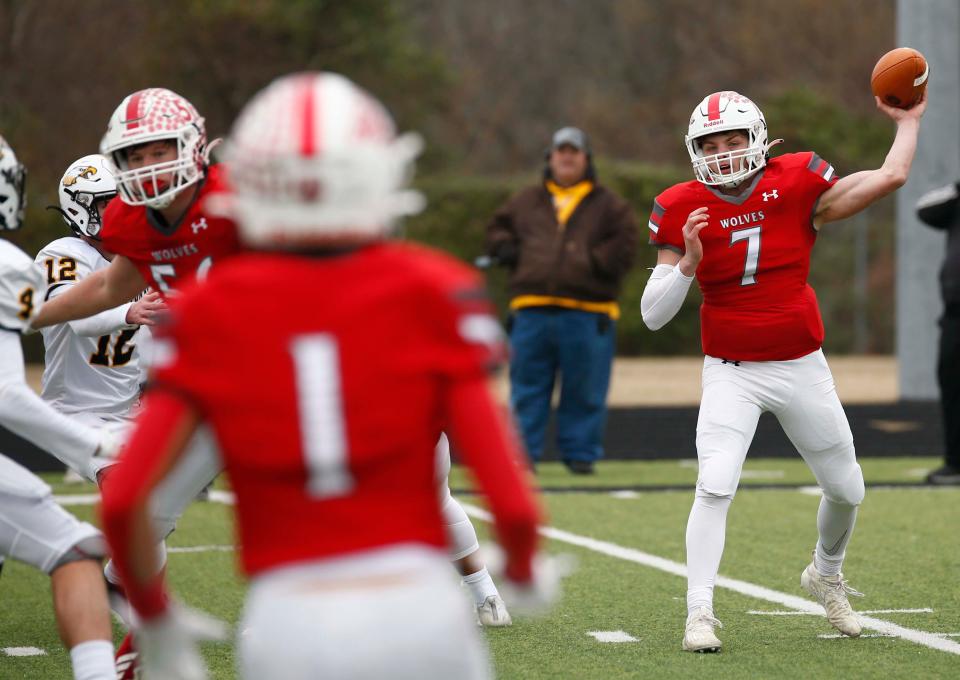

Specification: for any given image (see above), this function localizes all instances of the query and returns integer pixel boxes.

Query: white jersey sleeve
[0,326,102,476]
[0,239,46,332]
[36,237,141,419]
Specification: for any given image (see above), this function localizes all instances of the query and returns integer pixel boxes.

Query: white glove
[483,544,576,618]
[135,601,228,680]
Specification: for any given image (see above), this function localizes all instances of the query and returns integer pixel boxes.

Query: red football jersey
[151,243,508,576]
[648,152,838,361]
[99,164,241,296]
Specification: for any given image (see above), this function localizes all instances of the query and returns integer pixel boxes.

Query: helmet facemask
[689,121,767,188]
[61,187,116,238]
[0,142,26,232]
[111,126,204,210]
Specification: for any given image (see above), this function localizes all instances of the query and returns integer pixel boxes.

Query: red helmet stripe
[707,93,722,121]
[300,77,318,156]
[123,92,145,130]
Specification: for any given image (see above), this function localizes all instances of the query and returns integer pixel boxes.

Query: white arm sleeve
[0,331,101,473]
[66,301,134,337]
[640,264,694,331]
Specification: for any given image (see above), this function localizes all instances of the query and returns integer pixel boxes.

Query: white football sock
[462,567,499,606]
[814,497,858,577]
[70,639,114,680]
[686,492,732,616]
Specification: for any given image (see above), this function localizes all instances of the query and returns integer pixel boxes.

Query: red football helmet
[100,88,207,209]
[217,72,424,246]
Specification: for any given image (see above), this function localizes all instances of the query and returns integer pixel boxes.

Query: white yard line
[609,490,641,499]
[168,545,234,554]
[2,647,47,656]
[819,632,960,640]
[587,630,639,643]
[51,490,239,506]
[52,493,100,505]
[460,503,960,656]
[749,608,933,616]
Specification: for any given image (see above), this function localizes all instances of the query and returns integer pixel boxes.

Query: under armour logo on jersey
[191,218,208,234]
[762,190,779,202]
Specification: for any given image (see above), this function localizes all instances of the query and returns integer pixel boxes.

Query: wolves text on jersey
[151,243,199,262]
[718,210,765,229]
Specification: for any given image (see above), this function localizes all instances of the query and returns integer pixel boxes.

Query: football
[870,47,929,109]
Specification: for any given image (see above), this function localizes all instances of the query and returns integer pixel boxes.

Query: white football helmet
[100,88,207,210]
[217,71,425,246]
[53,154,117,239]
[685,91,769,188]
[0,136,26,231]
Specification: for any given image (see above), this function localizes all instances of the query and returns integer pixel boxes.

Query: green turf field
[2,457,957,679]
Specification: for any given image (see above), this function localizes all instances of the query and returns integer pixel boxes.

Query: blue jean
[508,307,615,463]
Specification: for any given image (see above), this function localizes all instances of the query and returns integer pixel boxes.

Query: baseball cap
[551,127,590,152]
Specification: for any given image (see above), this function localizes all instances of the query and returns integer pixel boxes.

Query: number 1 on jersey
[730,225,762,286]
[290,334,353,498]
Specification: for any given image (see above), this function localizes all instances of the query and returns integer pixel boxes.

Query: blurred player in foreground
[101,72,548,680]
[0,136,115,680]
[642,90,925,651]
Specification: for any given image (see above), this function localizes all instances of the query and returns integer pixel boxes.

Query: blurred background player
[28,87,239,677]
[484,127,637,473]
[915,181,960,485]
[0,135,115,680]
[101,72,548,680]
[37,154,163,482]
[641,90,925,651]
[436,433,512,626]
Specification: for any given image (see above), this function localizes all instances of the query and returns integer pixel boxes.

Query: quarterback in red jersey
[101,72,546,680]
[642,90,926,652]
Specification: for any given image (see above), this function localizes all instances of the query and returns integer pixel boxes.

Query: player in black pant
[917,181,960,485]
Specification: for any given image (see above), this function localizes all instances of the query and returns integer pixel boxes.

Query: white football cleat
[682,607,722,653]
[800,561,863,637]
[477,594,512,627]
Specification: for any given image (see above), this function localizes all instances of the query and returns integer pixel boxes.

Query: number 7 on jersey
[730,226,761,286]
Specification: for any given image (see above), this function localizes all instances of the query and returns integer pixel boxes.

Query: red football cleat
[115,631,139,680]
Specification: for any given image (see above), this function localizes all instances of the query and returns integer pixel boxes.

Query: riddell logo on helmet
[702,119,724,127]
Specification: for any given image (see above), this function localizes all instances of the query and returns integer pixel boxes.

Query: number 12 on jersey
[730,225,761,286]
[290,334,354,498]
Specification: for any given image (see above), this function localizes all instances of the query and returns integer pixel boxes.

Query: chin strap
[765,138,785,154]
[203,138,223,165]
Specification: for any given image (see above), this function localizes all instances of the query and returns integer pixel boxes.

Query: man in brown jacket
[485,127,637,473]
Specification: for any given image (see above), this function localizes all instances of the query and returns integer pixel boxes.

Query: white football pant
[686,349,864,612]
[0,453,105,573]
[239,545,491,680]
